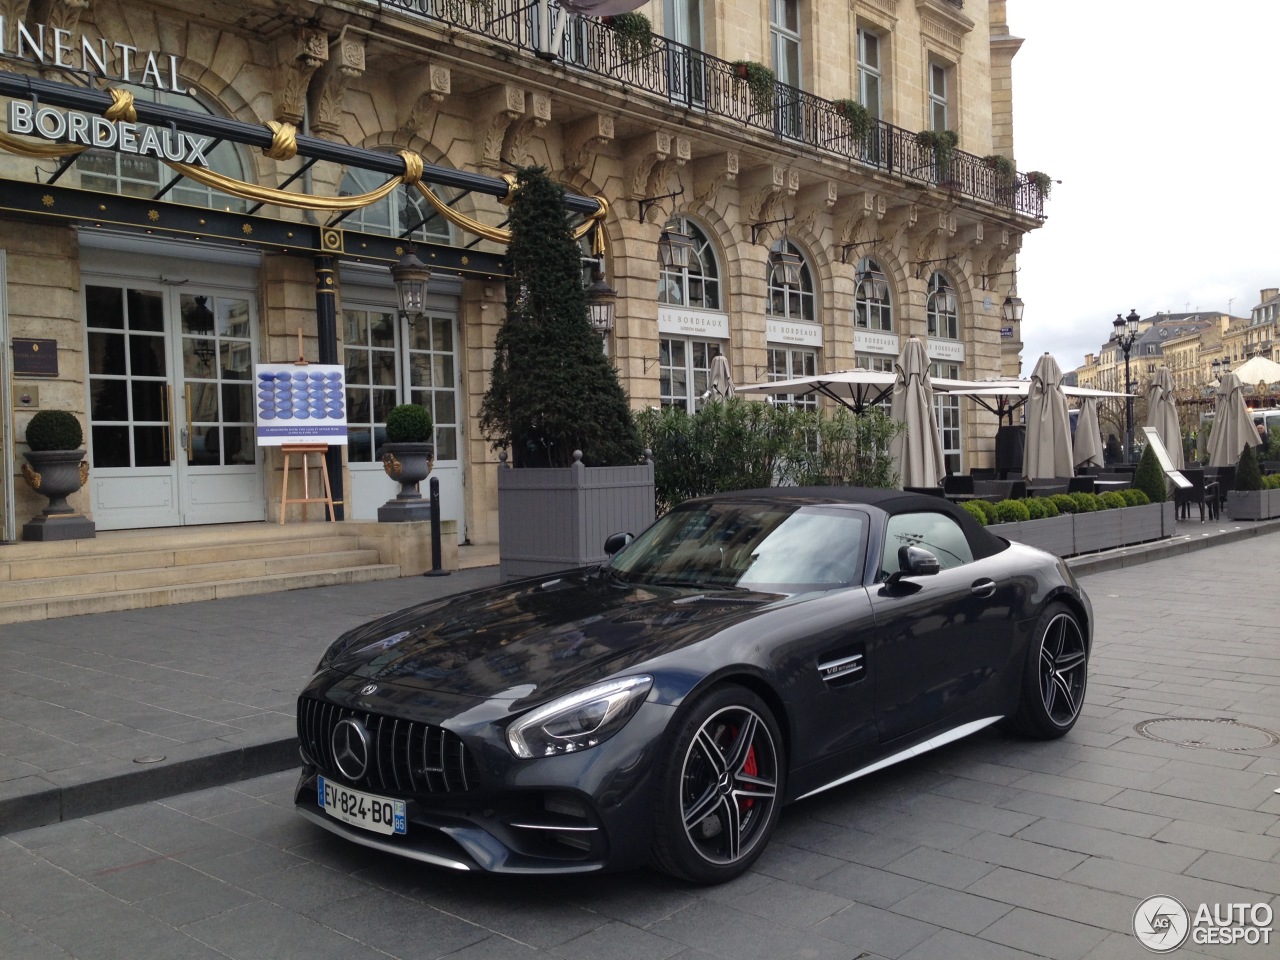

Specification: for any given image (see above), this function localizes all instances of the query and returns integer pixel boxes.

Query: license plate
[318,777,406,835]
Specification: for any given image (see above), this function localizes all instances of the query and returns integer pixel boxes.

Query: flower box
[987,514,1074,557]
[1225,488,1280,521]
[1071,510,1127,554]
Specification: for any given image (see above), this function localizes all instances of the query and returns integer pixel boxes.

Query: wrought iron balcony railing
[369,0,1044,219]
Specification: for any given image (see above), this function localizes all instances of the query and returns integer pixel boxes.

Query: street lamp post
[1111,309,1140,462]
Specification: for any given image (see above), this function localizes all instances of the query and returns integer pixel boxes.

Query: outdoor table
[1026,483,1067,497]
[1093,479,1131,492]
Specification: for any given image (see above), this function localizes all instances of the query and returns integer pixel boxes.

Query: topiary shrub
[1049,493,1078,515]
[960,500,988,525]
[24,409,84,451]
[1069,492,1098,513]
[1236,442,1263,491]
[1100,491,1128,510]
[994,499,1030,523]
[1024,497,1047,520]
[975,498,1000,525]
[1133,443,1167,503]
[385,403,434,443]
[1039,498,1060,518]
[1123,488,1150,506]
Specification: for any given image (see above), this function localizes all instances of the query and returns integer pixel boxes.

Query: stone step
[0,548,388,602]
[0,563,402,625]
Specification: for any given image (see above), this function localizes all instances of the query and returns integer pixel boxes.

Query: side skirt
[792,716,1003,802]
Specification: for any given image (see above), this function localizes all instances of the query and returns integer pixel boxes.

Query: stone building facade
[0,0,1044,544]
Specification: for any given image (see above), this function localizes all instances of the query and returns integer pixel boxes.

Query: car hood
[322,572,787,704]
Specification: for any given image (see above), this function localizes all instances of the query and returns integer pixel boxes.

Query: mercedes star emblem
[331,717,371,781]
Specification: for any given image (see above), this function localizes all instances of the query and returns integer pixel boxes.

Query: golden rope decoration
[104,89,137,123]
[263,121,297,161]
[0,94,609,243]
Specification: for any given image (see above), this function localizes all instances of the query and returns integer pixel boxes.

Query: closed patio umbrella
[1144,366,1183,469]
[888,337,945,488]
[1023,352,1073,479]
[1207,371,1257,467]
[707,352,735,400]
[1074,396,1104,470]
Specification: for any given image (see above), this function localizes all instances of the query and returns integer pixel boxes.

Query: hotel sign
[854,330,899,355]
[766,319,822,347]
[8,101,212,165]
[658,306,729,339]
[926,338,965,363]
[0,19,187,91]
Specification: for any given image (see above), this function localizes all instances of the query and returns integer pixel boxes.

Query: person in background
[1104,434,1123,465]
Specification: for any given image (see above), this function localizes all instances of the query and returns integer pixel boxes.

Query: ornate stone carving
[692,151,738,208]
[881,202,918,249]
[563,114,614,173]
[501,92,550,168]
[274,28,328,126]
[473,85,526,170]
[395,64,451,137]
[740,164,792,226]
[795,180,837,238]
[309,33,365,136]
[623,131,671,216]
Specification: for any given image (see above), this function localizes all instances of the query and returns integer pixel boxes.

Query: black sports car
[294,487,1092,883]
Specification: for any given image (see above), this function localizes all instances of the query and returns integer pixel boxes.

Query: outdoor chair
[942,475,975,497]
[968,467,997,480]
[1067,476,1096,494]
[1208,465,1234,512]
[1175,468,1217,522]
[1261,461,1280,476]
[904,485,945,497]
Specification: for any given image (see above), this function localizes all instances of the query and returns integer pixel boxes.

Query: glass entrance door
[85,281,264,529]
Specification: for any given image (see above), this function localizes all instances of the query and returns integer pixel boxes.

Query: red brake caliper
[740,744,757,811]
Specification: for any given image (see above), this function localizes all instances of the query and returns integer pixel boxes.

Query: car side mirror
[887,544,940,585]
[603,532,634,556]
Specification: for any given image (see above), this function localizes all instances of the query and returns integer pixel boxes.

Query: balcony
[363,0,1045,220]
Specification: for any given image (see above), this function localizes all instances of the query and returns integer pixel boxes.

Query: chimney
[1262,288,1279,303]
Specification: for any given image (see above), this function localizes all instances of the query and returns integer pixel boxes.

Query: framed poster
[254,363,348,446]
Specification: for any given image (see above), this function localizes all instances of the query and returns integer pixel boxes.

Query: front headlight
[507,676,654,759]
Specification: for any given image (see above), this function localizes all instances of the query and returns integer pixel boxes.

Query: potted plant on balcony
[916,129,959,183]
[983,154,1016,189]
[1027,170,1053,199]
[480,165,653,579]
[731,60,776,114]
[20,408,95,540]
[377,402,434,522]
[603,12,653,58]
[832,99,874,141]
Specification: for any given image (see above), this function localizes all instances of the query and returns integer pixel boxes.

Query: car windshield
[607,500,866,591]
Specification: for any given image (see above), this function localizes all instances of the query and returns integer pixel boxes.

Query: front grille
[297,696,480,795]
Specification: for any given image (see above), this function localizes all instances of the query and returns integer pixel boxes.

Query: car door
[868,509,1015,743]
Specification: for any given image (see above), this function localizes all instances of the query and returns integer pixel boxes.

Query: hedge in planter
[1133,444,1167,503]
[20,409,95,541]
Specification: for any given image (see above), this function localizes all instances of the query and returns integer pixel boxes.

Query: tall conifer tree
[480,166,642,467]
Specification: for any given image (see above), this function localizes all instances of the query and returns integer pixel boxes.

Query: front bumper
[293,691,676,875]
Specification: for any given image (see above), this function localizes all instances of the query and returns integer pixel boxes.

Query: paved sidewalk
[3,516,1280,834]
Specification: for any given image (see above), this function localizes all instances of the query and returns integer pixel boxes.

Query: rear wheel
[650,685,783,884]
[1008,602,1088,739]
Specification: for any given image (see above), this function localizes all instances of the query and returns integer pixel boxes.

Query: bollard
[424,476,450,576]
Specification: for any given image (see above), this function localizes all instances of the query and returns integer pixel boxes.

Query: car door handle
[970,579,996,598]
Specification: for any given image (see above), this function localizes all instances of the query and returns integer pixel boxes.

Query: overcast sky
[1006,0,1280,375]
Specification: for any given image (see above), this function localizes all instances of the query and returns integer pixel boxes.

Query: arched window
[766,239,814,322]
[767,239,817,408]
[926,271,959,340]
[657,217,720,310]
[339,169,452,244]
[854,257,892,332]
[74,85,248,211]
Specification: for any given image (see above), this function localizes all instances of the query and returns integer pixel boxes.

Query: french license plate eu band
[318,776,406,835]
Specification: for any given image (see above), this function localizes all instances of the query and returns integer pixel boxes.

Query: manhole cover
[1134,717,1280,752]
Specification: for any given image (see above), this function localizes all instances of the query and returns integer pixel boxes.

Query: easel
[279,443,336,523]
[277,328,337,523]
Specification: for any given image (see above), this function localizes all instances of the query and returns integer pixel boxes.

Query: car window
[610,502,865,590]
[880,511,974,579]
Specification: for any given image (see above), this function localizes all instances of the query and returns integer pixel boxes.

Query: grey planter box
[1121,502,1165,545]
[1226,488,1280,521]
[1160,500,1178,536]
[1071,509,1127,554]
[988,514,1074,557]
[498,455,655,580]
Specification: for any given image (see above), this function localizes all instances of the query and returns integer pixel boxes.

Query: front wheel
[650,685,783,884]
[1008,602,1088,739]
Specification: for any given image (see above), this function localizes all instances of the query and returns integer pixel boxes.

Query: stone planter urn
[376,401,436,522]
[378,441,434,522]
[20,409,95,541]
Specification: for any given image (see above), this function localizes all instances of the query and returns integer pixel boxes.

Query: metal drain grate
[1134,717,1280,752]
